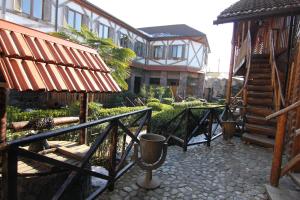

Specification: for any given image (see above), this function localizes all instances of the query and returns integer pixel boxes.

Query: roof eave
[214,7,300,25]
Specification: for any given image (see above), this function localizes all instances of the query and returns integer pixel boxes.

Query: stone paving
[99,137,274,200]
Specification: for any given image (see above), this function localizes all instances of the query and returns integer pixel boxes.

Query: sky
[88,0,238,72]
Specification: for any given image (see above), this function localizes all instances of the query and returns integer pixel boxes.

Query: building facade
[0,0,209,98]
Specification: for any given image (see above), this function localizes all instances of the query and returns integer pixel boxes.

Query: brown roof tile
[214,0,300,24]
[0,19,120,93]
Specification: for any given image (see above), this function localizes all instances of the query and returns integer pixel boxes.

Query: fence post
[79,93,88,145]
[2,148,18,200]
[207,109,213,147]
[146,109,152,133]
[183,108,190,152]
[270,113,287,186]
[108,120,118,191]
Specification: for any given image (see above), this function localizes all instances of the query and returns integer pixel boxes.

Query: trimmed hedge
[147,98,160,103]
[186,97,197,102]
[147,102,173,112]
[161,98,174,105]
[172,100,204,109]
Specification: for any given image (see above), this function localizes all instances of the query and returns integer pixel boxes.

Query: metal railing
[1,108,152,200]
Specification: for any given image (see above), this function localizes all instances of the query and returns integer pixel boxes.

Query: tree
[50,26,136,90]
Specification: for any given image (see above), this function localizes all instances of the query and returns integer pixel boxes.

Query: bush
[172,100,203,109]
[218,99,226,105]
[147,98,160,103]
[161,98,174,105]
[162,87,174,98]
[89,106,146,120]
[147,102,173,112]
[186,96,197,102]
[155,86,165,100]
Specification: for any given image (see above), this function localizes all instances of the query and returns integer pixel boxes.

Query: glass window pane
[75,13,82,30]
[33,0,43,19]
[103,26,109,38]
[67,10,75,27]
[177,46,183,58]
[172,46,177,58]
[22,0,31,14]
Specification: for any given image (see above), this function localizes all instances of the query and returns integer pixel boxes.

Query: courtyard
[99,138,294,200]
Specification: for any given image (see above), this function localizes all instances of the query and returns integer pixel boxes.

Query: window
[20,0,51,20]
[22,0,31,15]
[119,33,129,48]
[67,9,82,31]
[169,45,185,59]
[33,0,43,19]
[98,23,110,39]
[149,78,160,85]
[153,46,165,59]
[167,79,179,86]
[134,41,146,57]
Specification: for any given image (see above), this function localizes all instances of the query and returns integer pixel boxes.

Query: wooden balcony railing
[266,100,300,186]
[0,108,152,200]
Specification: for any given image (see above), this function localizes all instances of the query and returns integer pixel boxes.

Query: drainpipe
[55,0,59,31]
[1,0,6,18]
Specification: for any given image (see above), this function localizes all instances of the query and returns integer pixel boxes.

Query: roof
[0,19,120,93]
[214,0,300,24]
[139,24,206,38]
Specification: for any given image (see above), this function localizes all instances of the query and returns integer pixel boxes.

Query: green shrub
[155,86,165,100]
[186,96,197,102]
[147,98,160,103]
[148,85,155,98]
[162,87,173,98]
[139,84,147,98]
[161,98,174,105]
[89,106,146,120]
[172,100,203,109]
[147,102,173,112]
[218,99,226,105]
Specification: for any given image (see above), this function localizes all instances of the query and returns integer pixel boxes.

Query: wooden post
[270,113,287,186]
[226,23,237,105]
[146,109,152,133]
[183,108,190,152]
[207,109,213,147]
[0,87,8,143]
[2,148,18,200]
[79,93,88,145]
[108,120,118,191]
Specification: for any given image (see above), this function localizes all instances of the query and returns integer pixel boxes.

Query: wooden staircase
[242,55,277,147]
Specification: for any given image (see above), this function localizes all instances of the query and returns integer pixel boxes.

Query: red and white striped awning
[0,19,121,93]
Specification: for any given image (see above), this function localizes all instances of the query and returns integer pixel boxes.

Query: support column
[226,23,237,105]
[178,72,188,99]
[160,71,167,87]
[79,93,88,145]
[0,87,8,143]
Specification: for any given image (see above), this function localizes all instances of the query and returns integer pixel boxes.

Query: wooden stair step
[246,114,277,126]
[289,173,300,187]
[242,133,274,148]
[248,85,273,92]
[247,91,273,98]
[251,68,271,73]
[249,73,271,79]
[245,123,276,136]
[265,184,300,200]
[247,97,273,106]
[247,106,274,117]
[248,79,271,85]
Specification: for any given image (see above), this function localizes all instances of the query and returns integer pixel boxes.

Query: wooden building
[215,0,300,198]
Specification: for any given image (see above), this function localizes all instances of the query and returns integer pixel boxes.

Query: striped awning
[0,19,121,93]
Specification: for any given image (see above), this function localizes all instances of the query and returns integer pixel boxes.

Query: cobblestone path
[99,137,273,200]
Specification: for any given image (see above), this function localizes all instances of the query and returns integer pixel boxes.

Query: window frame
[20,0,50,20]
[169,45,185,60]
[98,23,110,39]
[134,41,146,57]
[119,33,129,48]
[153,45,165,60]
[67,8,83,31]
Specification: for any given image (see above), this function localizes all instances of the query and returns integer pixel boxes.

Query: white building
[0,0,210,98]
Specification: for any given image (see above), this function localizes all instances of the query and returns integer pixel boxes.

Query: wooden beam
[266,100,300,120]
[270,113,287,187]
[226,22,237,105]
[79,93,88,145]
[0,87,8,143]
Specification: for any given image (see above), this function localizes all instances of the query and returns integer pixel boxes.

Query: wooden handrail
[266,100,300,120]
[269,30,285,110]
